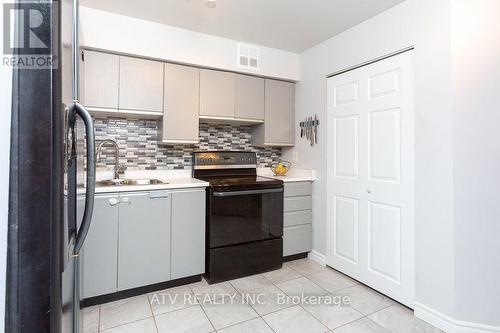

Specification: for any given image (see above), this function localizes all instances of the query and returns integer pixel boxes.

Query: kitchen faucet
[96,139,126,179]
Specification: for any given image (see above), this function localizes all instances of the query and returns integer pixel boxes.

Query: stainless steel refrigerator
[60,0,96,332]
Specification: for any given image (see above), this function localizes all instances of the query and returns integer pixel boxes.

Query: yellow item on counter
[271,160,291,176]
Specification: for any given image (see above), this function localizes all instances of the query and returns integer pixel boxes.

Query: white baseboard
[308,250,326,266]
[414,302,500,333]
[414,302,455,332]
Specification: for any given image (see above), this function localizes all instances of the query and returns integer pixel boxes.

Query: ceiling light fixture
[206,0,216,8]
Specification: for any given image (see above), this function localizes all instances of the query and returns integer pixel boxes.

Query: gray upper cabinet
[117,191,171,291]
[171,189,205,279]
[118,56,164,113]
[82,194,119,298]
[199,69,235,118]
[160,63,200,144]
[235,74,265,121]
[252,79,295,146]
[81,50,291,132]
[81,50,119,110]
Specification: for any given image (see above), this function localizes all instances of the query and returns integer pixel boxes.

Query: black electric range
[193,151,284,284]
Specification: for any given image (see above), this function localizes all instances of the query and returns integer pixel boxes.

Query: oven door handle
[212,188,283,197]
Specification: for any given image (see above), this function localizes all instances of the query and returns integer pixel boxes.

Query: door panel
[119,56,164,112]
[284,210,312,227]
[235,74,265,120]
[334,196,359,264]
[283,224,312,256]
[162,63,200,143]
[334,81,359,106]
[171,190,205,279]
[209,190,283,248]
[199,69,235,117]
[369,69,401,99]
[117,192,171,290]
[82,195,119,298]
[81,50,119,109]
[368,108,401,181]
[368,201,401,281]
[334,115,359,178]
[284,196,312,212]
[264,79,295,145]
[283,181,312,197]
[327,51,414,307]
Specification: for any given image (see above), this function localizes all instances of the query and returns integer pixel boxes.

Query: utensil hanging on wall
[308,117,312,146]
[305,117,309,140]
[299,115,319,146]
[314,115,318,143]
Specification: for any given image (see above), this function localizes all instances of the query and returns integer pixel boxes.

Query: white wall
[0,0,13,329]
[413,0,456,319]
[451,0,500,327]
[79,6,300,81]
[293,0,500,330]
[286,0,457,326]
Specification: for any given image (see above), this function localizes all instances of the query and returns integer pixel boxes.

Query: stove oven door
[208,186,284,249]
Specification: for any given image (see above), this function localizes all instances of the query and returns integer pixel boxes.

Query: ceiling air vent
[237,43,259,70]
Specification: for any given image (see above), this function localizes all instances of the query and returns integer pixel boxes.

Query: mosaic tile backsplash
[94,117,281,169]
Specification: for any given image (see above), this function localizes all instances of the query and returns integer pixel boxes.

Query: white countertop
[257,168,316,182]
[90,167,315,194]
[94,169,209,194]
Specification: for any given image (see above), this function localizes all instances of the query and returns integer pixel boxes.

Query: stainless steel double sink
[95,179,167,187]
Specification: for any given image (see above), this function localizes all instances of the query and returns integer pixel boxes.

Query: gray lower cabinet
[117,191,171,291]
[171,189,205,279]
[283,225,312,256]
[284,196,312,212]
[284,181,312,197]
[282,181,313,257]
[82,194,119,299]
[82,188,206,298]
[284,210,312,227]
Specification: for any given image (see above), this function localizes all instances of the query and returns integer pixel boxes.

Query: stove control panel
[192,151,257,169]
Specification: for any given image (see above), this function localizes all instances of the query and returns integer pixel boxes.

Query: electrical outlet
[293,151,299,162]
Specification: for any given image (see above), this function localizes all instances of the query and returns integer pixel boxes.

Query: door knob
[367,188,373,194]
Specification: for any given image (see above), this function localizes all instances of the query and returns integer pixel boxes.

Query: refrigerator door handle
[71,102,96,255]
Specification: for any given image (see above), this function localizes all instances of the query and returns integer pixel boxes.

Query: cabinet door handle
[120,197,131,204]
[213,188,283,197]
[149,191,170,199]
[109,198,118,206]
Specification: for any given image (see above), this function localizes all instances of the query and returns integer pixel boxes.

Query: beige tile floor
[84,258,442,333]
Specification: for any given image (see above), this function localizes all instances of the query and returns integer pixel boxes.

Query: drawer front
[284,210,312,227]
[284,182,312,197]
[284,196,312,212]
[283,224,312,256]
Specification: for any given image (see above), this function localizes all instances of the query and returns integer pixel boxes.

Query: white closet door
[326,51,414,307]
